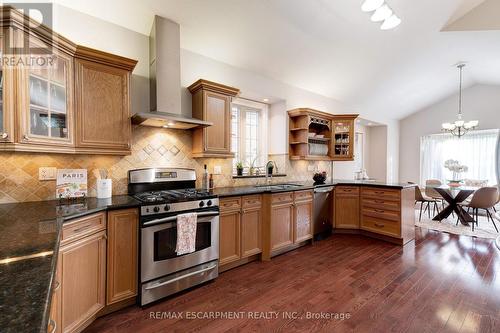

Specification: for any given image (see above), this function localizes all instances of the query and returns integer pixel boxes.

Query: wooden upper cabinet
[288,108,358,161]
[188,79,240,158]
[106,208,139,305]
[74,47,136,155]
[0,7,137,155]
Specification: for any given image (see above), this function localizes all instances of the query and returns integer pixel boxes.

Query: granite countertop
[0,195,140,333]
[213,179,416,197]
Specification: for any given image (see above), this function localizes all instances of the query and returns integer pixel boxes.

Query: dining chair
[493,184,500,212]
[425,179,443,213]
[460,186,499,232]
[410,183,440,222]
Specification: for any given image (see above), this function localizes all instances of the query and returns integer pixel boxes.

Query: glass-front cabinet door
[20,35,73,146]
[0,31,14,143]
[333,119,354,160]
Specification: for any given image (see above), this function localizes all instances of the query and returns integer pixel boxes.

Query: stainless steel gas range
[128,168,219,306]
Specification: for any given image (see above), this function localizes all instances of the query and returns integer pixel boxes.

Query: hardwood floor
[85,228,500,333]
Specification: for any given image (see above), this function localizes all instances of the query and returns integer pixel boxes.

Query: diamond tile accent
[143,144,154,155]
[158,145,168,156]
[169,145,180,156]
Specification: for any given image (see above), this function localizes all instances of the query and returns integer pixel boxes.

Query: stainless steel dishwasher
[313,186,334,240]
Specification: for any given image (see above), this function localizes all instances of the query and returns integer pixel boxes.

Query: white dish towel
[176,212,198,255]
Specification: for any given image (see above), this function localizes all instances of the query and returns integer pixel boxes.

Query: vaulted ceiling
[53,0,500,120]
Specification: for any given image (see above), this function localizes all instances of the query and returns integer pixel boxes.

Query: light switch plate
[39,167,57,181]
[213,166,222,175]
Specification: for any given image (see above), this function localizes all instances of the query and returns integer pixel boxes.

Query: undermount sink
[254,183,302,190]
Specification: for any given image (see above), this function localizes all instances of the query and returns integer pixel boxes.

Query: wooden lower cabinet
[294,199,313,243]
[219,209,241,265]
[59,230,107,333]
[219,195,262,270]
[106,209,138,305]
[334,187,360,229]
[270,202,294,251]
[51,208,139,333]
[241,207,262,257]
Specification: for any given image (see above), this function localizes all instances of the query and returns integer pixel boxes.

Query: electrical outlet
[214,165,222,175]
[39,167,57,181]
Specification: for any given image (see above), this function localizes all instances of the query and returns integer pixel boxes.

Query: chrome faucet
[265,160,278,185]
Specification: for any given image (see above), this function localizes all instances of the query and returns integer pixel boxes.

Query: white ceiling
[52,0,500,120]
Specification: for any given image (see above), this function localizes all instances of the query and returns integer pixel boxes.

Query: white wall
[52,5,150,115]
[368,126,388,181]
[399,84,500,183]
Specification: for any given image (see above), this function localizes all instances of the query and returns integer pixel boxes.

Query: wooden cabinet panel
[189,79,239,158]
[204,91,230,153]
[270,203,294,251]
[74,59,131,153]
[219,210,241,265]
[220,197,241,211]
[361,206,400,222]
[272,192,294,204]
[335,189,360,229]
[61,212,106,245]
[294,199,313,243]
[361,215,400,237]
[294,190,313,201]
[106,209,138,305]
[48,259,62,333]
[361,197,400,212]
[242,195,262,209]
[361,187,400,201]
[59,230,106,333]
[0,31,15,143]
[241,207,262,257]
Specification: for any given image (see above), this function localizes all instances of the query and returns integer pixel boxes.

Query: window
[231,99,268,173]
[420,129,500,185]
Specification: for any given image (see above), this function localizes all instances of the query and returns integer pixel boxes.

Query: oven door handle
[143,211,219,227]
[144,263,218,290]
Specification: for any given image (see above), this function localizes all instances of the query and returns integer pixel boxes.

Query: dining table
[432,185,477,226]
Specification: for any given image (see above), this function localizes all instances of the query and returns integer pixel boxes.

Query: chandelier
[441,64,478,138]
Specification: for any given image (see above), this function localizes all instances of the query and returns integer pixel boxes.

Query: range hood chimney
[132,16,212,129]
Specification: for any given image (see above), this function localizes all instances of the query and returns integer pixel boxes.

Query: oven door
[141,210,219,282]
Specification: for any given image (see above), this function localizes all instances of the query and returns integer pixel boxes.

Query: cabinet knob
[1,133,7,139]
[23,134,29,141]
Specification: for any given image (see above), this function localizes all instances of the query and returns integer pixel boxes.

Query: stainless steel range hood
[132,16,212,129]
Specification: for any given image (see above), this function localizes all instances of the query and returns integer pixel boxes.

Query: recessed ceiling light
[368,122,373,126]
[263,98,269,102]
[361,0,385,12]
[167,122,175,126]
[371,4,393,22]
[162,125,169,128]
[380,14,401,30]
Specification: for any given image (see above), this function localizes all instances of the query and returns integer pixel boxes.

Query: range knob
[153,206,160,213]
[164,204,170,212]
[207,200,212,207]
[199,201,205,208]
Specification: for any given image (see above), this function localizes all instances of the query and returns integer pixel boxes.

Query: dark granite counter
[213,179,416,197]
[0,195,140,333]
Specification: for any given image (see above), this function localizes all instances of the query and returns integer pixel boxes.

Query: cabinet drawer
[361,215,400,237]
[272,192,294,205]
[220,197,242,211]
[242,195,262,209]
[362,206,400,222]
[62,212,106,244]
[335,186,359,196]
[294,190,313,202]
[362,197,400,212]
[361,187,400,201]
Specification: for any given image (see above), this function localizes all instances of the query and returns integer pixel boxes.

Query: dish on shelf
[308,132,316,138]
[315,134,325,138]
[309,143,329,156]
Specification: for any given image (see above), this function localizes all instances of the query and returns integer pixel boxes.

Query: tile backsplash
[0,126,332,203]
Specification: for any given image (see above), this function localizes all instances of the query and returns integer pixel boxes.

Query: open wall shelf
[288,108,358,161]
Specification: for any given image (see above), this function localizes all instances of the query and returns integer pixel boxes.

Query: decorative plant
[444,159,468,181]
[247,156,259,175]
[236,161,244,176]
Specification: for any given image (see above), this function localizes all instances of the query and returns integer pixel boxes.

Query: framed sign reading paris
[56,169,88,199]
